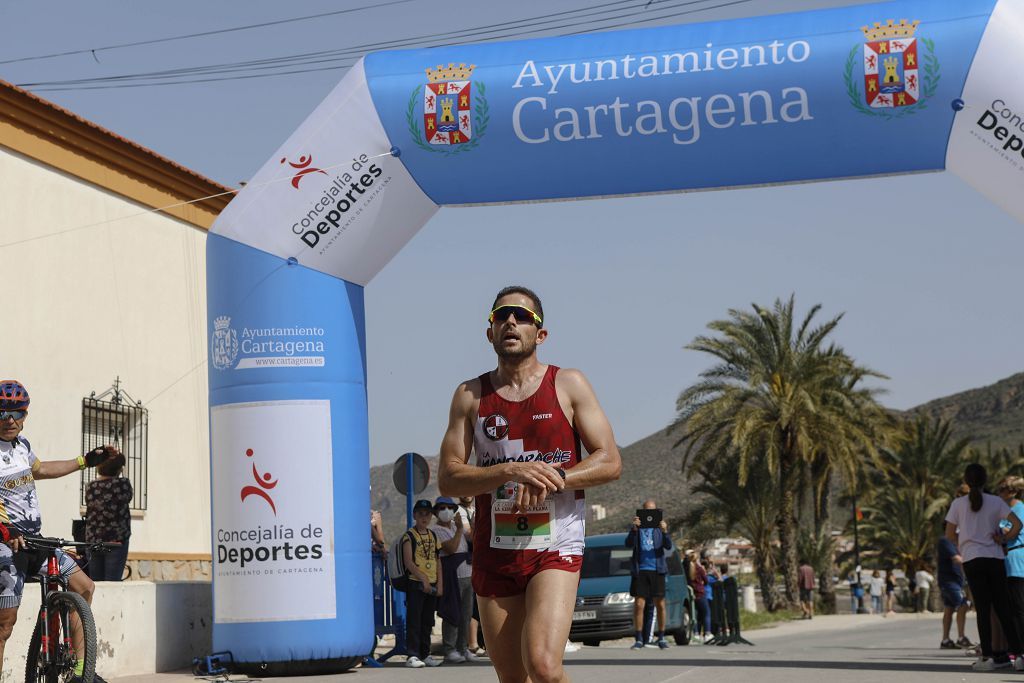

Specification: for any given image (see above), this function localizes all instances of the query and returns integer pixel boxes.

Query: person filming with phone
[626,499,673,650]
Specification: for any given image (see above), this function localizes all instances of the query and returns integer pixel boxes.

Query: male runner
[438,286,622,683]
[0,380,117,682]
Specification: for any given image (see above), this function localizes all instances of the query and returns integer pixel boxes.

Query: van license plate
[572,610,597,621]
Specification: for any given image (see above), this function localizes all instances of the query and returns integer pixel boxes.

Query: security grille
[79,380,148,511]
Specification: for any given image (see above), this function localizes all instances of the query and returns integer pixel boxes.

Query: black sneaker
[956,636,974,648]
[940,639,958,649]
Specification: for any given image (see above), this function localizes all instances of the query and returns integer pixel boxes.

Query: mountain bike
[21,534,118,683]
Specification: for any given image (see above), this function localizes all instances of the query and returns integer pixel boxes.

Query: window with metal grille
[79,381,148,512]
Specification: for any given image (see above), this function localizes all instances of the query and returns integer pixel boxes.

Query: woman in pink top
[945,464,1023,671]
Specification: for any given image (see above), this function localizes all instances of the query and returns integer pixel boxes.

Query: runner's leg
[479,593,529,683]
[67,566,94,665]
[523,568,578,683]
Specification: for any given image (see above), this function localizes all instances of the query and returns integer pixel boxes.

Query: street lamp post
[852,489,868,614]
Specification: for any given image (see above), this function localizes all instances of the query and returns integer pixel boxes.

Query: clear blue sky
[3,1,1021,466]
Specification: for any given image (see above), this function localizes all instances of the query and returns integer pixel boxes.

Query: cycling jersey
[0,436,43,536]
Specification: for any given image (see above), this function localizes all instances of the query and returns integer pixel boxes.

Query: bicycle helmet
[0,381,29,410]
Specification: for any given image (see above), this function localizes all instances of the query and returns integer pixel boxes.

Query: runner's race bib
[490,482,555,550]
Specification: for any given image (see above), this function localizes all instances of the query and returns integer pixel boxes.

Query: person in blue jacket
[626,499,673,650]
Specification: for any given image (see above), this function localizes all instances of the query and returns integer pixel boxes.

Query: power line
[21,0,646,88]
[24,0,759,92]
[0,0,417,66]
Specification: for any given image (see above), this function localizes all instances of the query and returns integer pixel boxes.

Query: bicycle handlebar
[20,535,122,553]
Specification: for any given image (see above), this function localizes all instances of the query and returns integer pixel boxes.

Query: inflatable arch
[206,0,1023,673]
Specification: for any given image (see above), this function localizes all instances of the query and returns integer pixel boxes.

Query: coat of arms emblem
[844,19,940,119]
[211,316,239,370]
[407,62,489,155]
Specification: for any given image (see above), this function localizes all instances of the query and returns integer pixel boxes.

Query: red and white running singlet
[471,365,586,576]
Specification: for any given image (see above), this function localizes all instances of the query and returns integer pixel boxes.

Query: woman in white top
[868,570,885,614]
[945,464,1023,671]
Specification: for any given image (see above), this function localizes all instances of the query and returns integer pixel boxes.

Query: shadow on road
[569,658,971,673]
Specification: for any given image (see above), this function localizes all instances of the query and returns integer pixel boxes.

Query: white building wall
[0,146,211,555]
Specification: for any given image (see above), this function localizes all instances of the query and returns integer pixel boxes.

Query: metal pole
[406,454,414,531]
[852,489,867,614]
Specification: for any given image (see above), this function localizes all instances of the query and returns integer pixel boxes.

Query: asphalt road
[116,612,1006,682]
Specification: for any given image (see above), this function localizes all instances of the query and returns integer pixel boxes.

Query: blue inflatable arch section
[206,0,1022,673]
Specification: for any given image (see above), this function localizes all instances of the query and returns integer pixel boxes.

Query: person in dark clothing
[937,534,970,648]
[402,500,444,668]
[85,454,133,581]
[626,499,673,650]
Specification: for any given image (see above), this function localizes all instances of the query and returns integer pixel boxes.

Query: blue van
[569,533,694,646]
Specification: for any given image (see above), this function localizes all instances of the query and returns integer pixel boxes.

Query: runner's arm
[438,381,563,498]
[557,369,622,491]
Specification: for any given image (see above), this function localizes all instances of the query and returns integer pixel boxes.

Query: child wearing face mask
[430,496,476,663]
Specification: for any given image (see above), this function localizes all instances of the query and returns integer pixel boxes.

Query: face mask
[437,509,455,523]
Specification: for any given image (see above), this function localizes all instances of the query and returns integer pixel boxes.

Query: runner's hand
[632,516,641,528]
[514,482,550,513]
[5,536,24,552]
[660,520,668,532]
[420,578,432,593]
[0,524,24,552]
[505,461,564,494]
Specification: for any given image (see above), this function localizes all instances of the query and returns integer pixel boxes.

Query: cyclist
[0,380,117,682]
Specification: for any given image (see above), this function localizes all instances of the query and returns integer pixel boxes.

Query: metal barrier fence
[367,550,406,666]
[707,577,753,646]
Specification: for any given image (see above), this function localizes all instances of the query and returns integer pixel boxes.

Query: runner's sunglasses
[488,305,542,327]
[0,410,27,421]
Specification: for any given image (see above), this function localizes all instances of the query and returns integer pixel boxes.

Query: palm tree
[686,456,783,612]
[673,296,888,606]
[859,416,971,578]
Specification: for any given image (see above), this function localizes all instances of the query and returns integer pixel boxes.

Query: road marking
[657,668,697,682]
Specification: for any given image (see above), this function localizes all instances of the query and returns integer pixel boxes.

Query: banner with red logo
[211,400,335,623]
[211,59,438,285]
[946,0,1024,224]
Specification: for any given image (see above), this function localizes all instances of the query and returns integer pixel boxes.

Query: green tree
[686,456,782,612]
[673,296,888,606]
[859,416,969,574]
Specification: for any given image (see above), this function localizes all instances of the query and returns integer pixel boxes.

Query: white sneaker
[423,655,442,667]
[461,649,482,662]
[972,657,1004,671]
[444,650,466,664]
[564,641,580,653]
[406,656,425,668]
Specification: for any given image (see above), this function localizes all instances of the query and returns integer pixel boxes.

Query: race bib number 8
[490,497,555,550]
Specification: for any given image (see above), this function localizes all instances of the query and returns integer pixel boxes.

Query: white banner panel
[947,0,1024,223]
[212,400,336,623]
[211,59,438,285]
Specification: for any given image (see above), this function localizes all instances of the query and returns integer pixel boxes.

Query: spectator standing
[626,500,673,650]
[456,495,484,656]
[848,568,863,614]
[937,530,970,648]
[687,550,710,641]
[883,569,896,616]
[798,559,815,619]
[704,560,720,636]
[868,570,884,615]
[996,475,1024,666]
[430,497,477,664]
[402,500,443,668]
[945,463,1022,671]
[85,453,133,581]
[914,566,935,613]
[370,509,386,554]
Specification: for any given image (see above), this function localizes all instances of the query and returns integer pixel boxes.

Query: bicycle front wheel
[25,591,97,683]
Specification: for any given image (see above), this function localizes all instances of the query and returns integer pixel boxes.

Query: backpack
[387,529,435,592]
